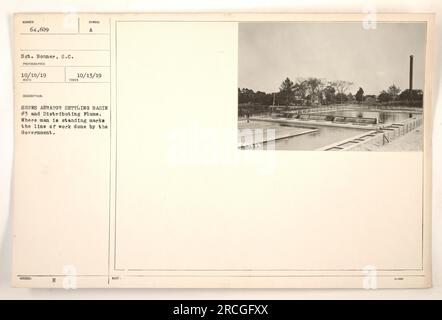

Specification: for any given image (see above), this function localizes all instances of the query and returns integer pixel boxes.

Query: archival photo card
[11,13,433,289]
[238,22,427,151]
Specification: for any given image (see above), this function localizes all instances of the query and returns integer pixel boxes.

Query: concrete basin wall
[319,116,423,151]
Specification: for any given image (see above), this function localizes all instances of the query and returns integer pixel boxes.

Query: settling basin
[238,107,421,151]
[319,109,415,124]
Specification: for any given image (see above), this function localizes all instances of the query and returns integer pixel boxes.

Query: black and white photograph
[238,22,426,151]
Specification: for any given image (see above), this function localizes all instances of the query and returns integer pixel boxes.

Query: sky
[238,22,426,96]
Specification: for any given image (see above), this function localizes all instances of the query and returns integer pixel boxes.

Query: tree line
[238,77,423,107]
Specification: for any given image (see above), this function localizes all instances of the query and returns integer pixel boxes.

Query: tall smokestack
[409,55,414,103]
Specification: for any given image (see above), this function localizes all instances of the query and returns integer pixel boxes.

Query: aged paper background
[10,13,432,288]
[0,0,440,298]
